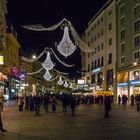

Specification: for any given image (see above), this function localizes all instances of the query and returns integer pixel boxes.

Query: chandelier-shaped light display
[69,83,73,89]
[42,52,54,70]
[64,80,68,87]
[43,70,52,81]
[57,26,77,57]
[57,76,63,85]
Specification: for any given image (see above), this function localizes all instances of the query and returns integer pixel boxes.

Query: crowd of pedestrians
[16,92,114,118]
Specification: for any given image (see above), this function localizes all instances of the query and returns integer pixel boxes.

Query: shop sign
[92,68,100,73]
[118,82,128,87]
[130,80,140,85]
[0,56,4,65]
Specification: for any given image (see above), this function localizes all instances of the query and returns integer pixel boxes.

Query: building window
[120,3,125,15]
[134,35,140,48]
[108,10,112,16]
[98,58,100,67]
[88,52,90,58]
[133,4,140,17]
[88,64,90,72]
[91,38,94,43]
[87,32,90,36]
[94,35,96,41]
[101,29,104,36]
[108,53,112,64]
[94,24,96,29]
[95,60,97,68]
[107,70,113,84]
[101,17,103,22]
[101,57,104,66]
[134,50,140,60]
[134,19,140,32]
[95,48,97,54]
[101,43,104,50]
[120,43,125,53]
[91,61,94,70]
[98,45,100,52]
[91,74,96,83]
[120,29,125,40]
[91,51,93,56]
[109,38,112,46]
[98,32,100,38]
[88,41,90,47]
[97,20,100,25]
[108,23,112,31]
[120,56,126,66]
[120,16,125,27]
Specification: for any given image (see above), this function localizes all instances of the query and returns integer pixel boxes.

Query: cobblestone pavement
[0,101,140,140]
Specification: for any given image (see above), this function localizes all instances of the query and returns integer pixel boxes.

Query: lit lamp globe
[32,55,36,59]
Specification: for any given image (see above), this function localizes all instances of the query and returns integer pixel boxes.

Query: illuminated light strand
[22,18,67,31]
[22,18,91,53]
[21,48,46,62]
[48,48,75,67]
[27,67,44,75]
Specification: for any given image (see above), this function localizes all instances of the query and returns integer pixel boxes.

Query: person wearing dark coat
[51,96,57,112]
[43,94,49,112]
[70,96,76,116]
[104,95,111,118]
[33,94,41,116]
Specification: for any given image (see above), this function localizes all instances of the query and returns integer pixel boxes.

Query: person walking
[118,95,121,105]
[70,96,76,116]
[0,96,7,132]
[104,95,111,118]
[51,96,57,113]
[33,94,41,116]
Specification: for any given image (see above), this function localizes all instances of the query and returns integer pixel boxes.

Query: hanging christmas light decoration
[57,76,63,85]
[42,52,54,70]
[43,69,52,81]
[57,26,77,57]
[69,82,73,89]
[64,80,68,87]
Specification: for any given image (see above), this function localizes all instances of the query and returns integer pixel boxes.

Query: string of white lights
[68,21,92,52]
[27,67,44,75]
[22,18,67,31]
[49,48,75,67]
[53,68,68,75]
[21,18,91,53]
[21,48,46,62]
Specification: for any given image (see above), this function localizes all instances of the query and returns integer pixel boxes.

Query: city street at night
[0,101,140,140]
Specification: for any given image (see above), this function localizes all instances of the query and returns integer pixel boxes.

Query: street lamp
[32,55,36,59]
[133,62,137,66]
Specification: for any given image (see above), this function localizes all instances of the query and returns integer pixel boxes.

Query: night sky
[6,0,107,79]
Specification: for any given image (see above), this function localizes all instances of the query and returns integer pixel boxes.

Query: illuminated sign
[92,68,100,73]
[130,80,140,85]
[118,83,128,87]
[78,79,85,84]
[0,56,4,65]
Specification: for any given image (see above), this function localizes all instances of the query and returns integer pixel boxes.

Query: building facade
[6,33,21,98]
[0,0,8,95]
[116,0,140,99]
[81,0,117,97]
[19,56,33,95]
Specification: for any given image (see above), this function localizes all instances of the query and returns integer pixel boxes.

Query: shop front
[129,69,140,96]
[117,72,129,97]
